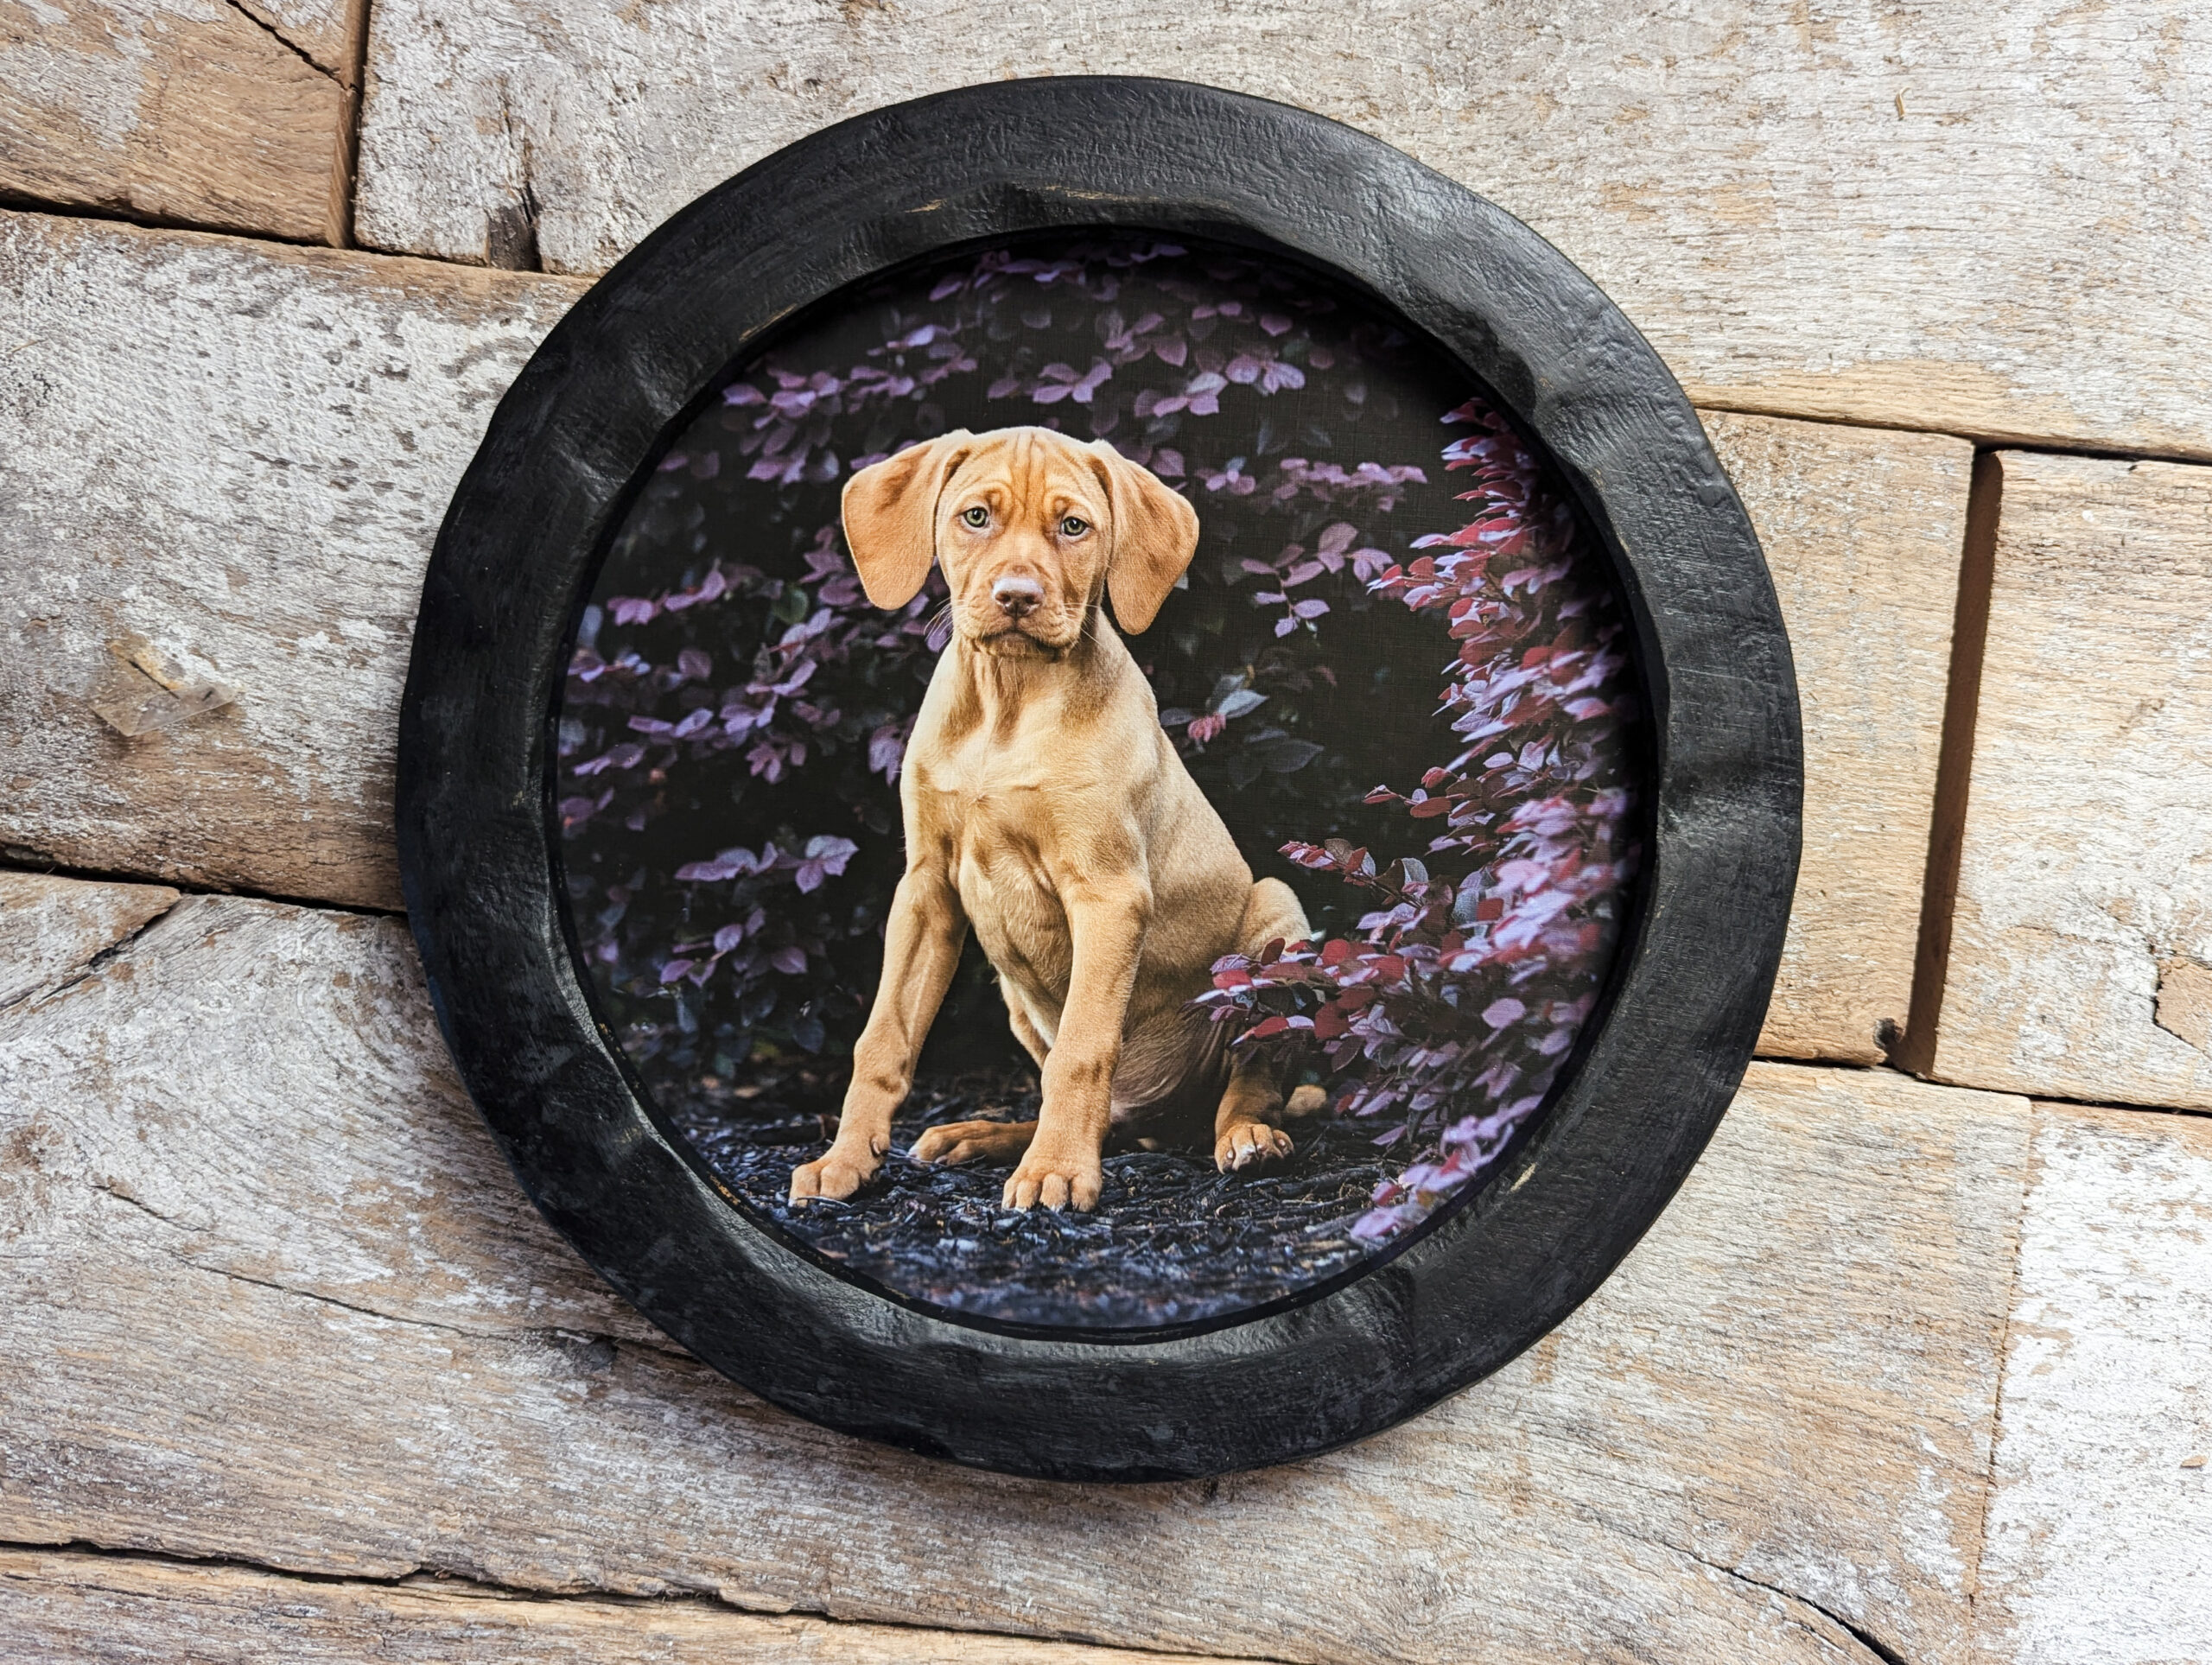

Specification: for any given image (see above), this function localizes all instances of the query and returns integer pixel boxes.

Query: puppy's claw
[1001,1153,1103,1212]
[1216,1120,1294,1173]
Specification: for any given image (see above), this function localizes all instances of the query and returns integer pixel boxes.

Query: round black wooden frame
[398,77,1800,1482]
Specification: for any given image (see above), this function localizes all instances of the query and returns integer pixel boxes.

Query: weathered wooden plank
[0,0,351,245]
[1911,453,2212,1109]
[0,873,175,1010]
[0,213,1968,1060]
[0,1548,1243,1665]
[1974,1103,2212,1665]
[1704,414,1970,1064]
[0,881,2030,1665]
[0,211,582,910]
[234,0,365,82]
[353,1,2212,458]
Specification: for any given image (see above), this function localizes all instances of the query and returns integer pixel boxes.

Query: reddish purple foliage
[1193,406,1639,1239]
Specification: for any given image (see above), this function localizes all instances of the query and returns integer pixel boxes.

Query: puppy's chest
[914,745,1077,940]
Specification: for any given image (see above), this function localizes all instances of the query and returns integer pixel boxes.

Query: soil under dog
[667,1071,1398,1328]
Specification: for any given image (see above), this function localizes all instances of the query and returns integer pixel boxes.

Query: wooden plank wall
[1,8,2206,1662]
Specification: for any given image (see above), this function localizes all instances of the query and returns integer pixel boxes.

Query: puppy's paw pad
[788,1150,880,1204]
[1001,1155,1103,1213]
[1216,1121,1294,1172]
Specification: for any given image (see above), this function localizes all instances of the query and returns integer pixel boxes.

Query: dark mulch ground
[666,1071,1396,1328]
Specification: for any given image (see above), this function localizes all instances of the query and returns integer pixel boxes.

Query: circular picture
[556,232,1645,1331]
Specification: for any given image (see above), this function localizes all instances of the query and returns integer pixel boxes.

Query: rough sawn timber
[0,880,2029,1664]
[0,0,353,245]
[353,0,2212,460]
[1912,452,2212,1109]
[0,211,583,910]
[0,212,1961,1068]
[0,1548,1247,1665]
[1970,1102,2212,1665]
[1706,413,1970,1064]
[0,872,176,1010]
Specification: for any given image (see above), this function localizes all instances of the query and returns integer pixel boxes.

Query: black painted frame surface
[397,76,1800,1482]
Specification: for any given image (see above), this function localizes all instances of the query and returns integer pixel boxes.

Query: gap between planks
[1897,448,2003,1078]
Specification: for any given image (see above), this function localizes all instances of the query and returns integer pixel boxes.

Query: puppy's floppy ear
[840,430,976,609]
[1090,439,1199,634]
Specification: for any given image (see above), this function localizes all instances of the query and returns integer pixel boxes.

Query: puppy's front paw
[788,1143,881,1204]
[1216,1119,1294,1172]
[1002,1148,1103,1212]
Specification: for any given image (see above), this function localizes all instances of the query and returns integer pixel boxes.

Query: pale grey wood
[0,873,175,1010]
[353,0,2212,459]
[0,881,2031,1665]
[0,0,350,244]
[1704,414,1971,1065]
[0,1548,1246,1664]
[1974,1103,2212,1665]
[0,214,1967,1064]
[0,211,583,910]
[1922,453,2212,1109]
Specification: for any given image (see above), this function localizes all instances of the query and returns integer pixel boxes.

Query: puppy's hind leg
[912,1119,1039,1166]
[1214,878,1312,1172]
[912,983,1052,1168]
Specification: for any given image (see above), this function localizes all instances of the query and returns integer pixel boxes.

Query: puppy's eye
[961,505,989,529]
[1059,515,1090,537]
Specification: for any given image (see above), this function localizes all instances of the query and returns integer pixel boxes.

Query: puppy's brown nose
[993,575,1042,619]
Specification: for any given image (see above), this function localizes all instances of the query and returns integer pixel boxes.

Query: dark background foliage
[556,233,1637,1261]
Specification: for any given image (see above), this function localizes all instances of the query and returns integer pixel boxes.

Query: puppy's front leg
[790,866,966,1204]
[1004,880,1148,1212]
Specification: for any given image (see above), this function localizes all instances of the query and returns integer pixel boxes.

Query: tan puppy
[788,425,1318,1212]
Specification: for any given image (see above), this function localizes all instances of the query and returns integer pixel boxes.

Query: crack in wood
[105,1213,698,1364]
[1961,1124,2031,1655]
[216,0,344,84]
[0,892,181,1014]
[0,1541,1293,1664]
[1650,1538,1914,1665]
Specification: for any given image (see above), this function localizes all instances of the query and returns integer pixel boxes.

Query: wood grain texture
[1919,453,2212,1109]
[0,213,1957,1061]
[233,0,365,81]
[0,0,350,245]
[1974,1103,2212,1665]
[0,880,2030,1664]
[0,1549,1243,1665]
[1705,414,1971,1064]
[0,872,175,1009]
[352,0,2212,457]
[0,212,582,909]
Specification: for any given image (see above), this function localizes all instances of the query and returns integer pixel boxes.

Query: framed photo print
[398,77,1800,1480]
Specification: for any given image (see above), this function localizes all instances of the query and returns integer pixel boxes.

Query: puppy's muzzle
[993,575,1043,620]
